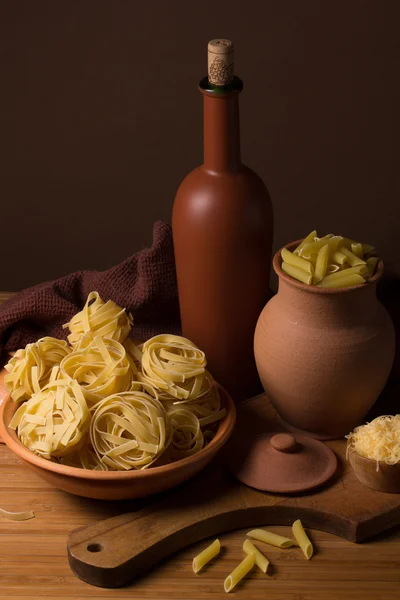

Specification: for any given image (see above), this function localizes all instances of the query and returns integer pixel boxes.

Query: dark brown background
[1,0,399,290]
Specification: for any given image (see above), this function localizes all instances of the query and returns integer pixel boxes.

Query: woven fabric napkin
[0,221,180,362]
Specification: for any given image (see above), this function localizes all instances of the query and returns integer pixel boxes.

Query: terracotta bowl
[348,446,400,493]
[0,386,236,501]
[254,240,395,439]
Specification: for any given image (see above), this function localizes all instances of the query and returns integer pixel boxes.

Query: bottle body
[172,80,273,400]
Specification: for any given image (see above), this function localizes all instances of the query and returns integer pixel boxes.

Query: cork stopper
[208,39,234,86]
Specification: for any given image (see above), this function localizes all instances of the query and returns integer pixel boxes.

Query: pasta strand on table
[0,507,35,521]
[224,552,255,593]
[247,529,295,548]
[192,539,220,573]
[292,519,313,560]
[243,539,269,573]
[247,528,295,548]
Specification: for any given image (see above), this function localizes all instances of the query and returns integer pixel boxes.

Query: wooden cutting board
[67,393,400,588]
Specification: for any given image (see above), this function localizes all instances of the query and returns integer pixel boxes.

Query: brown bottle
[172,39,273,400]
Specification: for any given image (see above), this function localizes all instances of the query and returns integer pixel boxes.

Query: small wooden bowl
[0,386,236,501]
[348,446,400,493]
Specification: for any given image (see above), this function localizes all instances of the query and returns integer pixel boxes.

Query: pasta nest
[135,334,214,402]
[89,383,171,470]
[163,384,227,460]
[63,291,133,347]
[10,379,91,460]
[4,337,71,402]
[60,336,136,407]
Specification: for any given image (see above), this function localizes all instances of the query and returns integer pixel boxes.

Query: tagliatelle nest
[59,335,137,407]
[89,383,171,470]
[4,337,71,402]
[134,334,214,402]
[9,379,91,459]
[7,294,228,472]
[63,291,133,347]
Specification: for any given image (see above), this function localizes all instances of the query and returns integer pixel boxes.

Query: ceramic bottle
[172,40,273,400]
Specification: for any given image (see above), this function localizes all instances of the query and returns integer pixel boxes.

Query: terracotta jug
[172,40,273,400]
[254,241,396,439]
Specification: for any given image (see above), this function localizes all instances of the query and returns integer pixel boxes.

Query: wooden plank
[0,290,399,596]
[66,393,400,587]
[0,450,399,599]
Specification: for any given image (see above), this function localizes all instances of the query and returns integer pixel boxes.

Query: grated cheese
[346,415,400,470]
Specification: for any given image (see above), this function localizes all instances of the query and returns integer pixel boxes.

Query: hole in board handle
[87,543,103,553]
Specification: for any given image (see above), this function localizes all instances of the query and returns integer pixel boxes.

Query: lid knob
[270,433,299,453]
[208,39,234,86]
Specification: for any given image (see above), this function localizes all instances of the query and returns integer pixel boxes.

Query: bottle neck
[200,77,243,172]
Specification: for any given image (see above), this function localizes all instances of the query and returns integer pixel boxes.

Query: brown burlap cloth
[0,221,180,362]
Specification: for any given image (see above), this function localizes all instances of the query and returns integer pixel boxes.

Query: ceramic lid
[231,432,337,493]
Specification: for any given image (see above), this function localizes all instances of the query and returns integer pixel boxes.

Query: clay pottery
[231,432,337,493]
[254,241,396,439]
[348,447,400,493]
[0,386,236,501]
[172,40,273,401]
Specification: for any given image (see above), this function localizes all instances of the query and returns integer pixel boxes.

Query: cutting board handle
[67,466,244,588]
[67,462,351,589]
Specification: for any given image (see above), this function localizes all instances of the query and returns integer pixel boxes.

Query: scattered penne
[192,539,220,573]
[247,528,295,548]
[292,519,313,560]
[281,230,378,289]
[243,539,269,573]
[224,552,255,593]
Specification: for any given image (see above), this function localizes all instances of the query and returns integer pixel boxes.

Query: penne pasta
[192,539,220,573]
[351,242,364,259]
[293,230,317,255]
[366,256,379,278]
[281,248,314,274]
[338,247,366,267]
[282,231,377,289]
[292,520,313,560]
[247,528,295,548]
[299,235,333,257]
[314,244,330,283]
[243,539,269,573]
[281,262,313,285]
[362,243,375,255]
[324,265,368,280]
[317,274,365,289]
[327,236,344,252]
[331,251,348,266]
[224,553,255,593]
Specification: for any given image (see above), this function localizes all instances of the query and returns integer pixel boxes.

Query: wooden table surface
[0,293,399,599]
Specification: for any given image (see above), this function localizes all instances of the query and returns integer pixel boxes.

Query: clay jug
[254,241,396,439]
[172,40,273,400]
